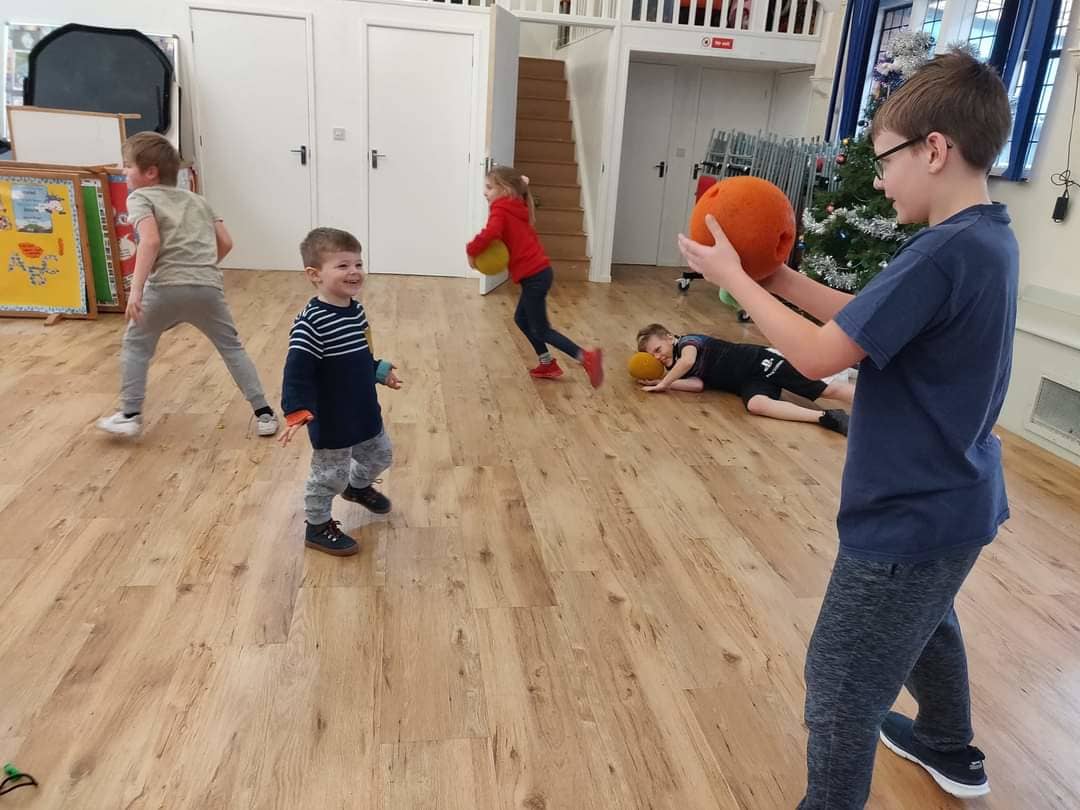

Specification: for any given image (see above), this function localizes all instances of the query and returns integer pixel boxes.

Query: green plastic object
[3,763,21,778]
[718,288,740,310]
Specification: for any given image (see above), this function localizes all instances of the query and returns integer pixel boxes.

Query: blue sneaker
[880,711,990,798]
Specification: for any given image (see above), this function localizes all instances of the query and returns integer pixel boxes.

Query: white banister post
[750,0,770,31]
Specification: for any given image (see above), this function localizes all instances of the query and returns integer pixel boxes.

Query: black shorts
[737,353,828,407]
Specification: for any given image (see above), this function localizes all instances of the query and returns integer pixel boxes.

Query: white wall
[767,68,813,137]
[563,28,613,250]
[519,21,556,57]
[3,0,492,265]
[988,58,1080,298]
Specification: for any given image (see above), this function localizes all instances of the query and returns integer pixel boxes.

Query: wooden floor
[1,267,1078,809]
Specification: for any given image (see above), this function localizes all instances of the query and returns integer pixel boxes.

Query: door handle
[371,149,388,169]
[290,145,308,166]
[654,160,666,178]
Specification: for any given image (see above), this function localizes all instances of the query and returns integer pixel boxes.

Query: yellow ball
[474,239,510,275]
[627,351,665,381]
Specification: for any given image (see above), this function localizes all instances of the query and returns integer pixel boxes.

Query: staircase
[515,57,590,281]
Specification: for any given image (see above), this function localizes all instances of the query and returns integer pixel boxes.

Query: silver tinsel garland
[801,253,863,292]
[802,208,906,240]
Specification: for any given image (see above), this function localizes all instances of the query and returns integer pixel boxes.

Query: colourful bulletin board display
[2,162,126,312]
[0,171,96,318]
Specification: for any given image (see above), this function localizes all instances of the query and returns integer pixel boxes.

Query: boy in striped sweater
[279,228,402,556]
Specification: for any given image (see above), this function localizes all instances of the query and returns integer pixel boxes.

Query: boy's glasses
[872,136,925,179]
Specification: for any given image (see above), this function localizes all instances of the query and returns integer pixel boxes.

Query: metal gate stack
[679,129,843,294]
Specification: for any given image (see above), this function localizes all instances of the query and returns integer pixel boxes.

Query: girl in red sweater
[467,166,603,387]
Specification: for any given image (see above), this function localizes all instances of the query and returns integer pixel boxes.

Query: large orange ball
[627,351,665,381]
[688,176,795,281]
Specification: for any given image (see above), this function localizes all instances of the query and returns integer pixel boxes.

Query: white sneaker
[256,412,279,437]
[97,412,143,438]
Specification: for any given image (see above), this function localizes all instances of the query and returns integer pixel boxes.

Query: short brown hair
[871,48,1012,172]
[122,131,180,186]
[300,227,362,268]
[636,323,672,351]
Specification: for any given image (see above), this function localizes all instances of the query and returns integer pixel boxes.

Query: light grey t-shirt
[127,185,224,288]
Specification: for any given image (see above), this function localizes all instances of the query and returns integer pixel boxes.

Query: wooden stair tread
[535,205,585,212]
[531,182,582,189]
[517,158,577,166]
[516,135,576,144]
[518,94,569,101]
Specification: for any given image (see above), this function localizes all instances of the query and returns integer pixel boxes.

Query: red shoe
[581,348,604,388]
[529,359,564,379]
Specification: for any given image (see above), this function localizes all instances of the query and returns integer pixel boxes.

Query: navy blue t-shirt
[833,203,1017,562]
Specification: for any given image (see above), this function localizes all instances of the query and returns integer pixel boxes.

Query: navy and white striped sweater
[281,297,385,449]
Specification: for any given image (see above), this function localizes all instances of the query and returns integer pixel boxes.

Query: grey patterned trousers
[304,429,393,524]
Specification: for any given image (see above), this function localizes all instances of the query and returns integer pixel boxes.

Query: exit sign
[701,36,734,49]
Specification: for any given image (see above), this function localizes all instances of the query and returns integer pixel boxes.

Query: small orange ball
[627,352,665,381]
[688,176,795,281]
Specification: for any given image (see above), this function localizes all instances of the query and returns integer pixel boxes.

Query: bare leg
[746,394,823,423]
[669,377,705,392]
[821,380,855,405]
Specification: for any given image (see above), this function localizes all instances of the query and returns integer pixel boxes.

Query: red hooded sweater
[466,196,549,283]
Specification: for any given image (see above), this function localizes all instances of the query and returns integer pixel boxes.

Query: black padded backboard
[24,23,173,136]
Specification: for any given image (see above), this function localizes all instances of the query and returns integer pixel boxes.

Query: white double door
[613,62,774,267]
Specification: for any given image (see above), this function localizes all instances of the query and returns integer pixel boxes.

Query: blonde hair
[122,132,180,186]
[636,323,672,351]
[487,165,536,226]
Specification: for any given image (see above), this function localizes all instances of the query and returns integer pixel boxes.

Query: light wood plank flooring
[0,267,1077,809]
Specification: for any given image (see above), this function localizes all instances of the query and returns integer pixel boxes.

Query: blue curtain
[837,0,882,139]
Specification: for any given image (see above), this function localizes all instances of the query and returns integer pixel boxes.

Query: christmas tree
[800,31,936,291]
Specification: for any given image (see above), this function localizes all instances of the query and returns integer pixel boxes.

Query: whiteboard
[8,106,133,166]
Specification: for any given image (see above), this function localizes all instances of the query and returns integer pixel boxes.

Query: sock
[254,406,273,418]
[123,411,140,419]
[539,352,553,364]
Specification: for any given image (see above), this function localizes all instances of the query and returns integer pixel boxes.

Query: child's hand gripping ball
[474,239,510,276]
[627,352,665,381]
[688,176,795,281]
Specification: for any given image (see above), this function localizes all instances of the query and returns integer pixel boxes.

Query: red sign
[701,36,734,49]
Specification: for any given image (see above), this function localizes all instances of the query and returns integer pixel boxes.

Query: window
[980,0,1075,178]
[1020,0,1072,169]
[968,0,1007,59]
[922,0,946,40]
[876,4,914,62]
[860,3,913,120]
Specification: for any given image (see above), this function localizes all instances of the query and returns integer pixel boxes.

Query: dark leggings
[514,267,581,360]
